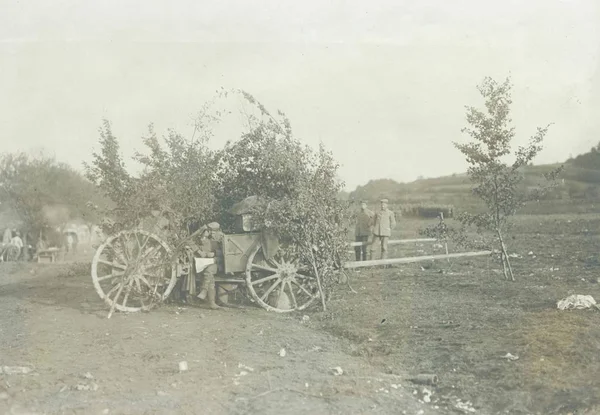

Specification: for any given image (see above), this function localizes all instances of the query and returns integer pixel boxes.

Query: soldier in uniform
[354,200,374,261]
[11,231,24,261]
[194,222,224,309]
[370,199,396,260]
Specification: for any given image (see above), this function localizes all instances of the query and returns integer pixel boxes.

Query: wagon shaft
[349,238,436,247]
[343,250,491,269]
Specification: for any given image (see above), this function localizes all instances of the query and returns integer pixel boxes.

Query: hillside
[349,143,600,215]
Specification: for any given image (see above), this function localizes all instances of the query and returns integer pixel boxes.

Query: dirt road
[0,262,435,415]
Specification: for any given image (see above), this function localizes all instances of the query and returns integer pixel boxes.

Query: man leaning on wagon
[370,199,396,260]
[194,222,223,310]
[354,200,374,261]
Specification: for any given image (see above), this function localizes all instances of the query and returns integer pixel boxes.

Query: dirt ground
[0,263,436,415]
[1,213,600,414]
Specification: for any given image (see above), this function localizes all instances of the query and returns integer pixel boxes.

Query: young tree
[134,125,218,231]
[84,120,132,208]
[447,76,561,281]
[85,120,219,240]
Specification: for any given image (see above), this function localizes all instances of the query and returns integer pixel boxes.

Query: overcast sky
[1,0,599,190]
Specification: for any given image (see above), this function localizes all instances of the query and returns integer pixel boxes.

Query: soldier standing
[195,222,224,310]
[354,200,374,261]
[371,199,396,260]
[11,231,24,261]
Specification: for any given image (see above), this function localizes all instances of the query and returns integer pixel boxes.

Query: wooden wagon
[90,208,322,315]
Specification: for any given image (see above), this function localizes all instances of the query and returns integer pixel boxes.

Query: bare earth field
[1,213,600,415]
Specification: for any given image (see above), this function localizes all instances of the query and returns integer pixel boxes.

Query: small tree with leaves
[85,119,219,241]
[426,77,562,281]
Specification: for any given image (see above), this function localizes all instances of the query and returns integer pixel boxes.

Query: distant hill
[349,143,600,215]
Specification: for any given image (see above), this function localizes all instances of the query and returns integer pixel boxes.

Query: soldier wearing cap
[354,200,374,261]
[371,199,396,260]
[195,222,224,309]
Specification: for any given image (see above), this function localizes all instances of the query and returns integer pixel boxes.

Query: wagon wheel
[245,243,320,313]
[91,230,177,313]
[3,244,20,262]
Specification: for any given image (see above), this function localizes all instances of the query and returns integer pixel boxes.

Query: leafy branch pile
[84,90,351,304]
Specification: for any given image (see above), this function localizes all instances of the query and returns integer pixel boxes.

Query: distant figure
[11,231,23,260]
[354,200,374,261]
[2,228,11,245]
[36,236,48,252]
[66,233,74,252]
[371,199,396,260]
[64,231,78,254]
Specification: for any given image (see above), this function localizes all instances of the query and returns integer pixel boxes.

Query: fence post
[440,212,449,262]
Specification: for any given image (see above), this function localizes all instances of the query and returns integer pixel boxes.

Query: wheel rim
[91,230,177,312]
[245,243,319,313]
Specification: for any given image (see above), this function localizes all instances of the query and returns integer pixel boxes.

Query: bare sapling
[450,76,562,281]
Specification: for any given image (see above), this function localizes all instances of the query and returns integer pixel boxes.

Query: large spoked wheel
[245,243,320,313]
[91,230,177,313]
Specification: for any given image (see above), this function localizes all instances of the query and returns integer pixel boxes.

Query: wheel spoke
[277,280,285,305]
[105,283,120,298]
[291,279,314,298]
[122,280,133,308]
[108,245,128,268]
[142,272,166,281]
[134,275,142,293]
[140,243,161,260]
[260,279,281,302]
[134,233,150,255]
[97,273,122,282]
[295,272,315,280]
[119,234,132,261]
[251,274,280,286]
[266,258,282,268]
[287,281,298,309]
[109,281,126,304]
[138,248,167,270]
[251,263,278,274]
[142,260,172,272]
[97,259,127,270]
[138,274,154,290]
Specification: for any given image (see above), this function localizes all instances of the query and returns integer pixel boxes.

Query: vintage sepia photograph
[1,1,599,414]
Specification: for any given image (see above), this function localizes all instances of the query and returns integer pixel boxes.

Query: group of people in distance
[354,198,397,261]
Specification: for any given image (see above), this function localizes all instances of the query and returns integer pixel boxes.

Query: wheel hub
[278,262,297,281]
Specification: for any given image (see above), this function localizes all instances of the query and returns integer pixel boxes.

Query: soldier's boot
[197,278,209,300]
[207,285,222,310]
